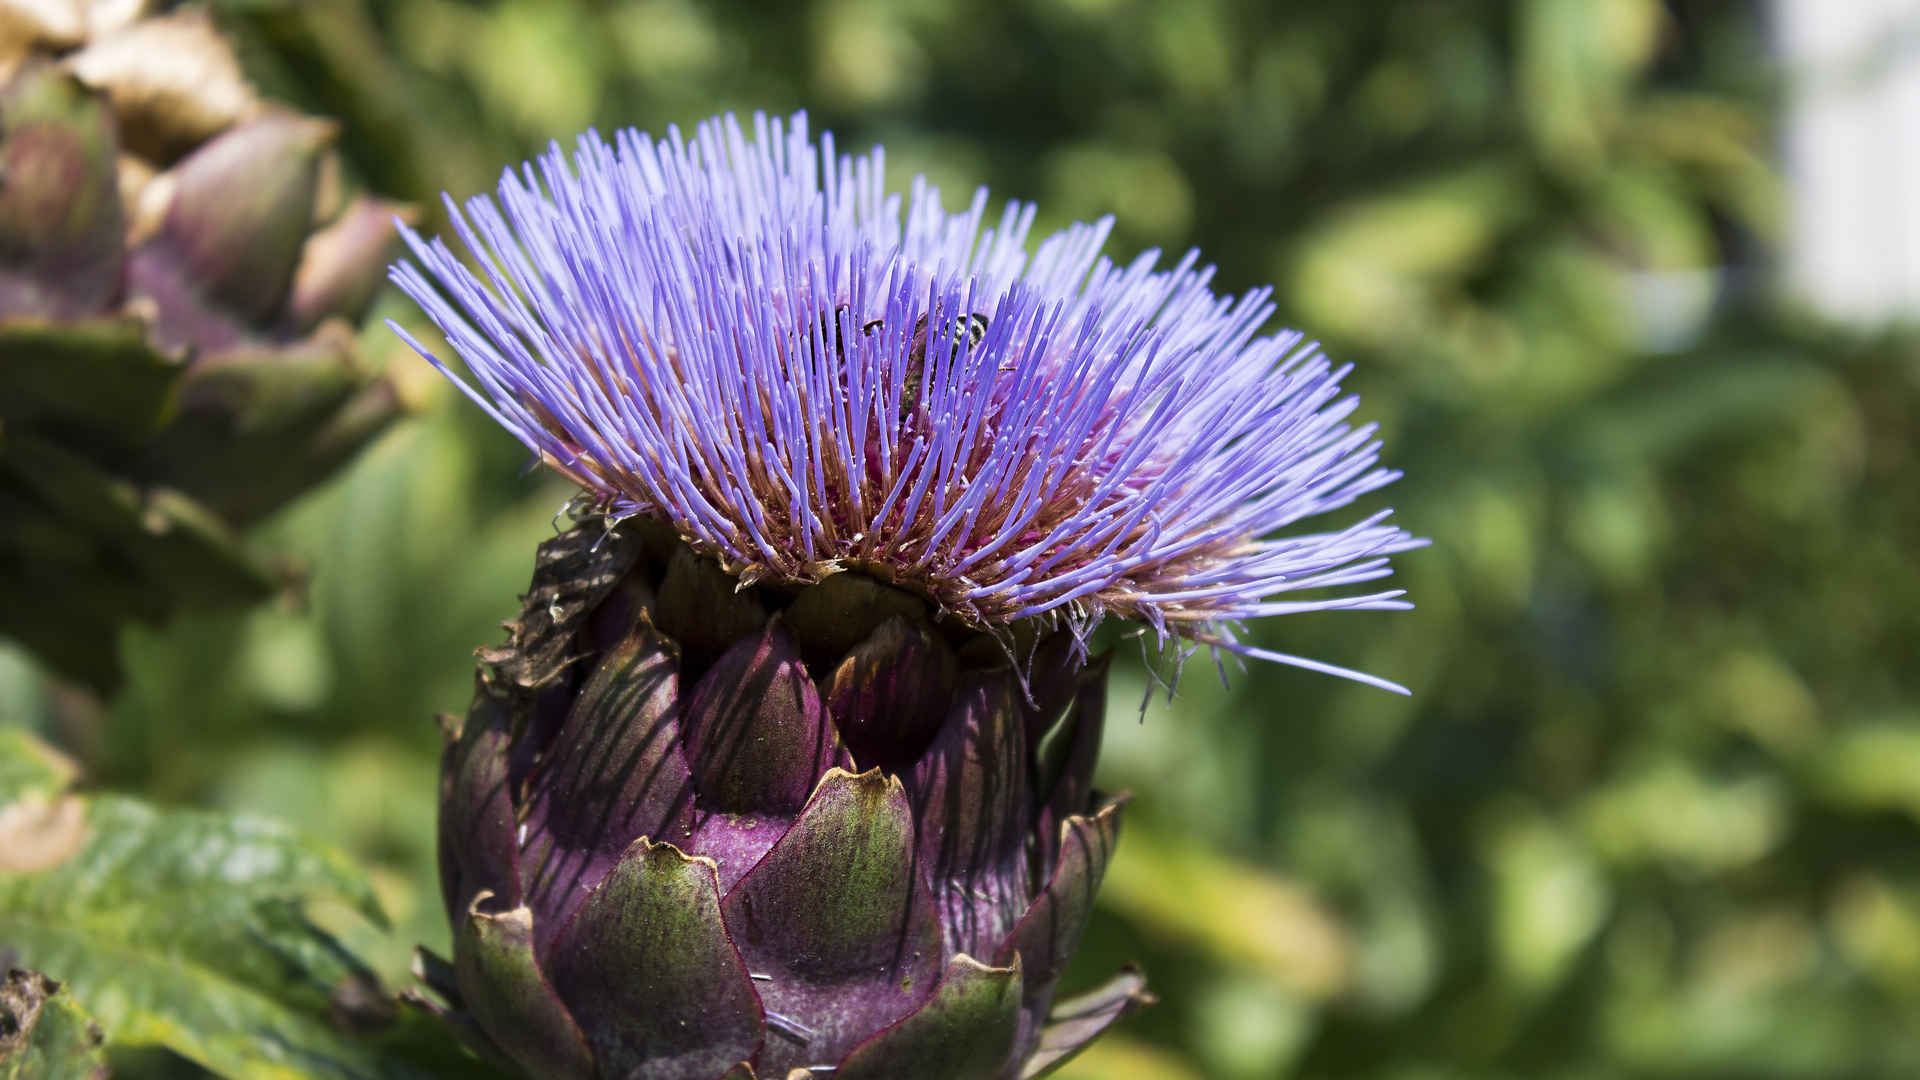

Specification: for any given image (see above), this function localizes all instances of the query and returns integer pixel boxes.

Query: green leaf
[0,430,277,691]
[0,970,109,1080]
[0,316,184,444]
[0,728,76,806]
[0,731,491,1078]
[0,432,276,607]
[1518,0,1663,166]
[140,324,402,527]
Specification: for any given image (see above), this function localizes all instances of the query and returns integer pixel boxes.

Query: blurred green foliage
[0,730,486,1080]
[5,0,1919,1076]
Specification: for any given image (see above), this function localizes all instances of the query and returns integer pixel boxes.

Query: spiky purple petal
[391,111,1422,686]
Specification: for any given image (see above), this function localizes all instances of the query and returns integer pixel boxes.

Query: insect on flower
[850,308,993,418]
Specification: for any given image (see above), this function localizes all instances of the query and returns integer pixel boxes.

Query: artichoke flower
[396,113,1420,1078]
[0,3,406,689]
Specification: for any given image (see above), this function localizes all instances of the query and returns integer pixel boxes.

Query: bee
[809,306,995,420]
[865,311,990,416]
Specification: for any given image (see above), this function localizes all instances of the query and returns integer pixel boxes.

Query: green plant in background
[0,1,407,692]
[4,0,1919,1077]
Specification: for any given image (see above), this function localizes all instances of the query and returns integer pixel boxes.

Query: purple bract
[390,111,1421,690]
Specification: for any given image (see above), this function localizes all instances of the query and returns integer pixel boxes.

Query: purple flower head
[390,112,1423,691]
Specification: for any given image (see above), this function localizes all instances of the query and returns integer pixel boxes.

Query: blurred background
[4,0,1919,1076]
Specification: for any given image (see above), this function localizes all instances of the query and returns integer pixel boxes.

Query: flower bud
[288,196,419,331]
[132,111,332,336]
[0,60,121,318]
[428,523,1145,1078]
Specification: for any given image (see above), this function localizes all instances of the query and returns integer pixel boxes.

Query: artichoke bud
[0,59,121,318]
[289,196,420,332]
[131,110,333,336]
[0,3,409,690]
[431,520,1148,1079]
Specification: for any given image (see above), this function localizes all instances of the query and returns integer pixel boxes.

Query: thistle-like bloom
[394,112,1418,1079]
[394,112,1419,689]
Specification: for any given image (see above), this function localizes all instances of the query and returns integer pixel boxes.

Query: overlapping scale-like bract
[391,111,1421,690]
[425,520,1146,1079]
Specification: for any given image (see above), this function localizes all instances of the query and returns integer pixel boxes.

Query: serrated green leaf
[0,796,387,1078]
[0,970,108,1080]
[0,733,488,1079]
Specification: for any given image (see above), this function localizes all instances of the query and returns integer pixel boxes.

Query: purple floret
[390,111,1424,690]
